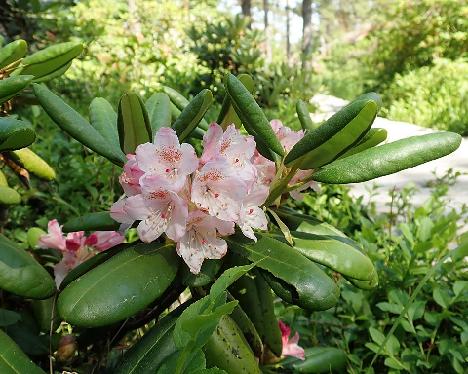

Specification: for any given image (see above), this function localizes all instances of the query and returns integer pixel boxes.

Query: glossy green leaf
[344,268,379,290]
[339,127,387,159]
[0,309,21,327]
[286,100,378,169]
[0,170,7,186]
[0,75,34,104]
[9,148,56,181]
[296,100,317,131]
[286,347,347,373]
[62,211,120,232]
[89,97,120,150]
[0,117,35,152]
[182,259,223,287]
[225,74,284,157]
[229,267,282,356]
[146,92,172,136]
[32,84,126,166]
[57,243,179,327]
[204,315,260,374]
[0,329,45,374]
[31,297,56,332]
[226,233,339,311]
[288,231,375,281]
[13,41,82,80]
[218,73,254,129]
[312,132,462,184]
[27,227,46,248]
[59,243,129,290]
[32,60,72,83]
[0,234,56,299]
[173,89,213,141]
[354,92,382,110]
[163,85,209,130]
[118,92,152,154]
[0,39,27,69]
[0,186,20,205]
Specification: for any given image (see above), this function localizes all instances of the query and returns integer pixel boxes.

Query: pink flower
[119,154,144,196]
[237,184,269,241]
[38,219,66,251]
[135,127,198,192]
[279,320,305,360]
[271,119,304,153]
[176,210,234,274]
[85,231,124,251]
[191,158,248,221]
[110,198,135,231]
[124,175,188,242]
[201,124,257,186]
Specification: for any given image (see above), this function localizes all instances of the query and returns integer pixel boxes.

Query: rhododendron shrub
[0,73,458,373]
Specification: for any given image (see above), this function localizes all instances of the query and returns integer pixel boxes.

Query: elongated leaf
[203,315,260,374]
[57,243,179,327]
[345,269,379,290]
[32,60,72,83]
[226,74,284,156]
[62,211,120,232]
[0,309,21,327]
[287,100,378,169]
[182,259,223,287]
[13,41,82,80]
[0,170,7,186]
[296,100,317,131]
[312,132,462,184]
[0,234,55,299]
[118,92,152,153]
[173,89,213,141]
[89,97,119,150]
[226,233,339,311]
[287,347,347,373]
[8,148,56,180]
[0,39,27,69]
[0,75,34,104]
[288,231,375,281]
[218,73,254,129]
[339,127,387,159]
[32,84,126,166]
[146,92,172,136]
[0,117,35,152]
[0,186,20,205]
[164,86,209,130]
[0,330,45,374]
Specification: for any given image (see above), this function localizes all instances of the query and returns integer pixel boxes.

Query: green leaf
[118,92,152,154]
[0,234,56,299]
[286,99,378,168]
[26,227,46,248]
[146,92,172,136]
[0,39,27,69]
[89,97,120,150]
[203,315,260,374]
[0,186,21,205]
[0,117,35,152]
[0,309,21,327]
[0,329,45,374]
[312,132,462,184]
[32,60,73,83]
[289,347,347,373]
[296,100,317,131]
[182,259,223,287]
[225,74,284,157]
[226,233,339,311]
[433,286,452,309]
[9,148,56,181]
[13,41,82,81]
[173,89,213,141]
[0,75,34,104]
[62,211,120,232]
[287,231,375,281]
[57,242,179,327]
[32,84,126,166]
[339,128,387,159]
[218,73,254,129]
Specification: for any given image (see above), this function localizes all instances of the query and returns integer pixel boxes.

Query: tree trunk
[286,0,291,64]
[263,0,271,63]
[302,0,313,69]
[241,0,252,28]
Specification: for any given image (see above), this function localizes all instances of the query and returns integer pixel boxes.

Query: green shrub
[383,58,468,134]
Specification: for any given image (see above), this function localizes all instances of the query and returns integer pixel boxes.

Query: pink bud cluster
[110,121,316,274]
[38,219,124,286]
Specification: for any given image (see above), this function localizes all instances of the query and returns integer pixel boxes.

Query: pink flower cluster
[110,121,316,274]
[38,219,124,286]
[279,320,305,360]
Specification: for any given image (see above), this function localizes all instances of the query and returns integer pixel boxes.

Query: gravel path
[310,94,468,211]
